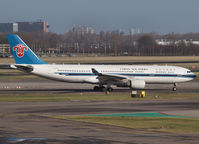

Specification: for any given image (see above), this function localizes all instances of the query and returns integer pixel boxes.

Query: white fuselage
[28,64,196,85]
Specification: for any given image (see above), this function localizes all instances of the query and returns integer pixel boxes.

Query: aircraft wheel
[99,86,105,92]
[107,87,113,92]
[173,87,177,91]
[94,86,105,91]
[93,86,99,91]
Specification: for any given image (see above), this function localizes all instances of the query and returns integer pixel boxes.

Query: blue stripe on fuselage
[55,72,196,79]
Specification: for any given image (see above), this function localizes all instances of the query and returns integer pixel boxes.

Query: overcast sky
[0,0,199,34]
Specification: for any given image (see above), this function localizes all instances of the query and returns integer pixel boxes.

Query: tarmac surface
[0,79,199,144]
[0,78,199,94]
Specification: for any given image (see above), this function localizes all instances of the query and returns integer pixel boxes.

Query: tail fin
[6,34,47,64]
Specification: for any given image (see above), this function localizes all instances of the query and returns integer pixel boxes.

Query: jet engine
[130,79,145,89]
[116,79,145,89]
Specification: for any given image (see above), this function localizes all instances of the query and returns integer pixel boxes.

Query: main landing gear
[93,86,105,91]
[106,87,113,92]
[93,86,113,92]
[172,83,177,91]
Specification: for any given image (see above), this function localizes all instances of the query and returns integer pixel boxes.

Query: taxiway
[0,79,199,143]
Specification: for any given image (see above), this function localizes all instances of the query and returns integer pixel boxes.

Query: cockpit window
[187,71,191,73]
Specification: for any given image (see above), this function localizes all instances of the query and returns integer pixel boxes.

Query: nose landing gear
[173,83,177,91]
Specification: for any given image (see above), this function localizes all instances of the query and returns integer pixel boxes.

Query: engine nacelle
[116,79,131,87]
[130,79,146,89]
[116,79,145,89]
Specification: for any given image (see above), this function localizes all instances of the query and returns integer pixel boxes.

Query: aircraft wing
[91,68,128,83]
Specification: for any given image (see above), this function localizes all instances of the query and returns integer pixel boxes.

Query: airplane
[6,34,196,92]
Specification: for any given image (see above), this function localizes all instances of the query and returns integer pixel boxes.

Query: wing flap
[91,68,128,83]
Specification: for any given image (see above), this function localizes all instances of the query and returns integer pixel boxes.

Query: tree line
[1,31,199,56]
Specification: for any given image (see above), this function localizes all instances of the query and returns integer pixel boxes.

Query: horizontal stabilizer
[11,64,33,73]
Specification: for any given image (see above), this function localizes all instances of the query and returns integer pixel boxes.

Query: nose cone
[185,68,197,79]
[192,73,197,79]
[188,72,197,79]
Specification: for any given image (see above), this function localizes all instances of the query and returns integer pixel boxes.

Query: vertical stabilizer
[7,34,47,64]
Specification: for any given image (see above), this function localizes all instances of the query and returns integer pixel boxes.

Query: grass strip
[53,115,199,133]
[1,56,199,64]
[0,93,199,102]
[0,93,133,102]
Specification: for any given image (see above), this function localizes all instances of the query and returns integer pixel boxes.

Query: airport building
[17,21,49,33]
[0,23,18,33]
[0,21,49,33]
[0,44,10,57]
[70,26,95,35]
[156,39,199,46]
[129,28,141,35]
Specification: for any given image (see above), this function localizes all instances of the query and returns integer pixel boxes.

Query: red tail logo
[13,44,28,58]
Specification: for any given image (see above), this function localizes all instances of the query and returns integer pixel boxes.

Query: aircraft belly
[54,75,98,83]
[134,77,192,84]
[56,76,87,83]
